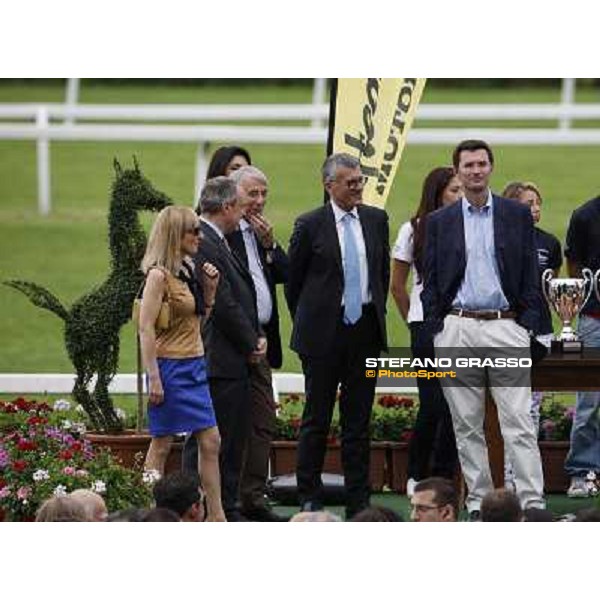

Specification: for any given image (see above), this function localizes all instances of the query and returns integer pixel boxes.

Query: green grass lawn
[1,81,599,375]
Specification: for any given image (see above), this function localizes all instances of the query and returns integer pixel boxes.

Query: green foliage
[2,161,172,432]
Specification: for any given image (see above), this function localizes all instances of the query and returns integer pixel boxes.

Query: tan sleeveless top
[154,268,204,359]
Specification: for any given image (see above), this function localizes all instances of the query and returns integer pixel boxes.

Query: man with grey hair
[183,175,267,521]
[227,166,289,522]
[286,152,390,519]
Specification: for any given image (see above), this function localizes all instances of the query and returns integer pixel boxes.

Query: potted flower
[271,393,417,492]
[0,397,154,521]
[538,395,574,492]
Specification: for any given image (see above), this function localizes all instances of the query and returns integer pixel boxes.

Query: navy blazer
[421,195,541,337]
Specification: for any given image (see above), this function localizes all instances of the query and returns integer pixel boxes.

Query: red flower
[26,416,48,426]
[400,430,414,443]
[70,441,82,452]
[59,450,73,460]
[14,397,30,411]
[12,460,27,472]
[17,439,37,451]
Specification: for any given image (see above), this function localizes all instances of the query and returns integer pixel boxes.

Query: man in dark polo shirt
[564,195,600,497]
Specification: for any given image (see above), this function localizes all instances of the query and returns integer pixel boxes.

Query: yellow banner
[332,78,426,208]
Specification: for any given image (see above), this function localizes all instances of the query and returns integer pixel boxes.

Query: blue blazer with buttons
[421,194,541,337]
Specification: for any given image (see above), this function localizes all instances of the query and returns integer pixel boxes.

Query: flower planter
[270,441,388,492]
[387,442,409,493]
[84,431,184,475]
[388,441,571,494]
[539,441,570,493]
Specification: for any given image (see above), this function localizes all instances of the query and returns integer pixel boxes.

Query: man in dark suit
[286,152,390,519]
[183,176,267,522]
[421,139,545,518]
[227,165,289,521]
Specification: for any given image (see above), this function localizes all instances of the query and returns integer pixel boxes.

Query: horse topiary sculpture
[4,159,173,432]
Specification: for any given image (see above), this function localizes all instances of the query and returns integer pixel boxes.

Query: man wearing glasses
[286,152,390,520]
[410,477,458,522]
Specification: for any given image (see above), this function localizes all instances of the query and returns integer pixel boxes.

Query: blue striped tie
[342,212,362,325]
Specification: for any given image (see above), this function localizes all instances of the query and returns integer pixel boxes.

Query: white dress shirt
[239,218,273,325]
[330,200,371,305]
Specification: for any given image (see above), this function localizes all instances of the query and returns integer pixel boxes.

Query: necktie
[342,212,362,324]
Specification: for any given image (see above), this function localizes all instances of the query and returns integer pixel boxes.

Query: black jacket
[194,220,261,379]
[226,228,289,369]
[286,202,390,358]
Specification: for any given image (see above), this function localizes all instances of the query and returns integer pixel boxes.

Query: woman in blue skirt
[139,206,225,521]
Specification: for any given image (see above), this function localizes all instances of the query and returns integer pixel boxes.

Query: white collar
[330,200,359,223]
[200,216,225,240]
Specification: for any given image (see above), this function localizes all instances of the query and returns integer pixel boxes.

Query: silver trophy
[595,269,600,304]
[541,268,594,353]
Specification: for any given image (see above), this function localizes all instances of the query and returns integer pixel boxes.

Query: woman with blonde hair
[139,205,225,521]
[36,495,88,522]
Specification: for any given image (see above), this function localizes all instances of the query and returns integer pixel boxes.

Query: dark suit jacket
[226,228,289,369]
[194,220,261,379]
[421,195,541,337]
[286,202,390,358]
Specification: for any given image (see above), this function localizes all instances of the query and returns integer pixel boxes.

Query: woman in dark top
[502,181,562,490]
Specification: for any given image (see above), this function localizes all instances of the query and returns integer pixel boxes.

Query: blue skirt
[148,356,217,437]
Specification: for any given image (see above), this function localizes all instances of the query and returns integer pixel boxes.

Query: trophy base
[551,339,583,354]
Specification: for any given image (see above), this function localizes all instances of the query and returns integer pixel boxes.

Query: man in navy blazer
[422,140,545,518]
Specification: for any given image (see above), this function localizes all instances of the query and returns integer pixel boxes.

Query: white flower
[32,469,50,482]
[53,399,72,412]
[72,422,87,435]
[142,469,161,485]
[91,480,106,494]
[585,471,596,482]
[115,408,127,421]
[61,419,72,430]
[53,485,67,497]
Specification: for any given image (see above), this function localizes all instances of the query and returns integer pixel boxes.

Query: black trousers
[296,306,381,517]
[182,376,250,517]
[407,321,458,481]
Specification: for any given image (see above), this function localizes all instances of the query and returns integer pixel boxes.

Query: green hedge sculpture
[4,159,172,432]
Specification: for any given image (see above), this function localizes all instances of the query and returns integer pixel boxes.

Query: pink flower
[0,486,11,499]
[75,469,88,478]
[17,486,31,500]
[63,466,76,476]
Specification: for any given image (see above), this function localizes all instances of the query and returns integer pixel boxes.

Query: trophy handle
[541,268,554,306]
[581,268,594,309]
[595,269,600,304]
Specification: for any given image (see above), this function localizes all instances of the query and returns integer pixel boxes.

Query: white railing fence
[0,373,416,397]
[2,79,600,215]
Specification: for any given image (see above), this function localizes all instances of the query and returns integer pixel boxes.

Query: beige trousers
[434,315,545,512]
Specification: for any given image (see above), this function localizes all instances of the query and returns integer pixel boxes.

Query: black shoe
[300,500,324,513]
[468,510,481,522]
[241,505,289,522]
[225,510,249,522]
